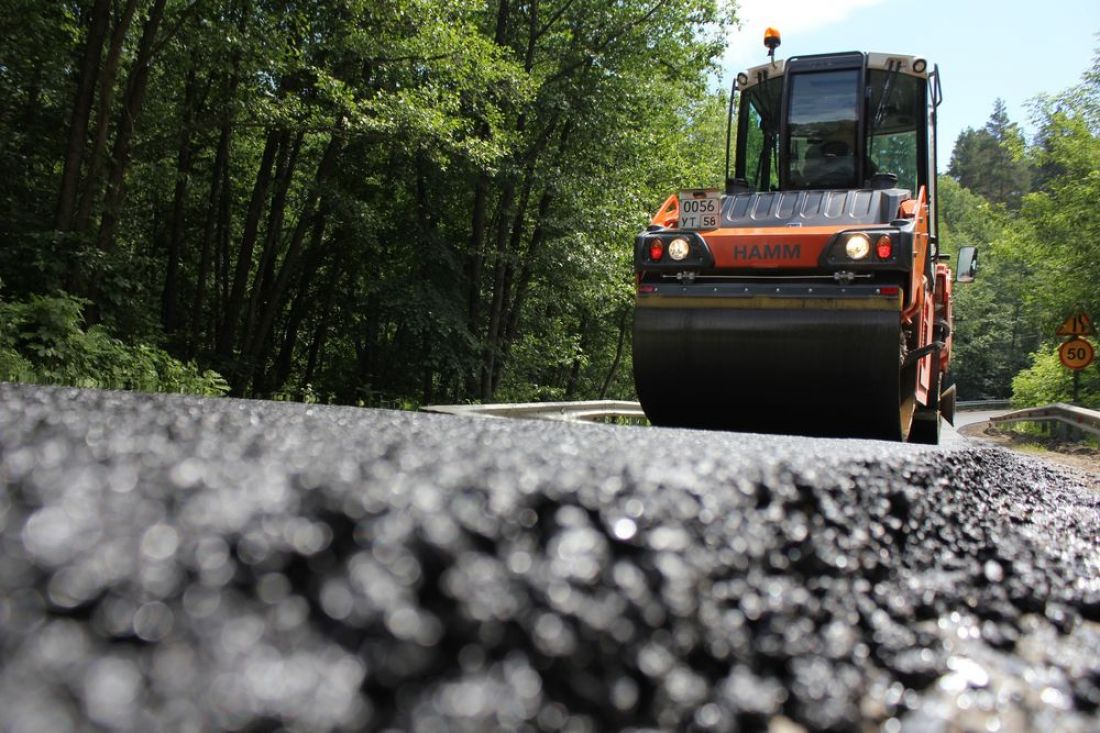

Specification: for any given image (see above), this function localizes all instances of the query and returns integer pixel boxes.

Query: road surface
[954,408,1012,429]
[0,384,1097,731]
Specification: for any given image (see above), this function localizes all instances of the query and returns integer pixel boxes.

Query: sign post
[1055,309,1096,404]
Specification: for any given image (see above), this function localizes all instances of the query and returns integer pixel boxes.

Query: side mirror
[956,246,978,283]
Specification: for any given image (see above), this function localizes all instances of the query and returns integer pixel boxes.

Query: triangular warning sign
[1056,310,1097,336]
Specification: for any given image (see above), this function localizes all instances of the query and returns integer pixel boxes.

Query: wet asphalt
[0,383,1098,732]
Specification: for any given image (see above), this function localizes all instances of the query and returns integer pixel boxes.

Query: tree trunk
[303,272,341,396]
[466,174,488,346]
[189,100,232,358]
[357,293,382,390]
[599,306,630,398]
[489,121,560,393]
[463,0,511,395]
[56,0,111,231]
[245,130,303,350]
[95,0,169,254]
[245,133,343,368]
[477,0,542,400]
[75,0,140,232]
[217,128,279,362]
[480,178,517,399]
[271,211,331,393]
[250,206,330,396]
[500,119,573,359]
[161,64,199,339]
[502,187,552,342]
[214,136,234,352]
[564,315,589,399]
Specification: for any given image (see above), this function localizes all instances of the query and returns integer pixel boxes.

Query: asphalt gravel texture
[0,384,1098,733]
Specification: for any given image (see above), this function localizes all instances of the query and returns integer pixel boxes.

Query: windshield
[733,63,928,194]
[866,69,922,192]
[734,77,781,192]
[786,69,860,190]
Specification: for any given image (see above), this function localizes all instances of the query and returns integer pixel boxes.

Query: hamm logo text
[732,244,801,260]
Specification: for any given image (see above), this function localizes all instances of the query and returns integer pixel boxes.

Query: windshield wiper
[871,58,903,131]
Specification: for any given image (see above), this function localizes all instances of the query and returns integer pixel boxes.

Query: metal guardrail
[425,399,1100,438]
[421,400,647,423]
[957,400,1012,411]
[988,403,1100,438]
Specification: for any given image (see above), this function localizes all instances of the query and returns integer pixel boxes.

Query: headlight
[844,233,871,260]
[668,237,691,261]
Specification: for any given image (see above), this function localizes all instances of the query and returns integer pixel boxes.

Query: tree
[0,0,738,409]
[939,177,1041,399]
[947,99,1031,209]
[1003,48,1100,405]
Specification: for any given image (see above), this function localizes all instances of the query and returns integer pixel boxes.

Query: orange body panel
[904,186,931,320]
[699,227,842,268]
[935,262,954,373]
[649,186,941,410]
[650,194,680,229]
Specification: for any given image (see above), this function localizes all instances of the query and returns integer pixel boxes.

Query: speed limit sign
[1059,337,1095,370]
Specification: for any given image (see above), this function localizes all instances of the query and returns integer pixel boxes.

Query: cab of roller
[733,51,934,202]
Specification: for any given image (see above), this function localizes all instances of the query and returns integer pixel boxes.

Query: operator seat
[801,139,855,189]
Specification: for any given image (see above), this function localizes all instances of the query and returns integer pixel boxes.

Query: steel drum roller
[633,301,904,439]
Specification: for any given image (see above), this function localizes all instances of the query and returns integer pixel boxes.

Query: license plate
[678,189,721,230]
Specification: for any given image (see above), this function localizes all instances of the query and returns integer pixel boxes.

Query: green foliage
[0,290,228,396]
[1001,50,1100,408]
[939,177,1041,399]
[1017,108,1100,325]
[945,55,1100,405]
[1011,345,1100,408]
[0,0,731,407]
[947,99,1032,209]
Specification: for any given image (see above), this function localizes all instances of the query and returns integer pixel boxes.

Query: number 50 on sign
[1059,337,1095,370]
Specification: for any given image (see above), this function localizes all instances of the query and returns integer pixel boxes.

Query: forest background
[1,0,1098,409]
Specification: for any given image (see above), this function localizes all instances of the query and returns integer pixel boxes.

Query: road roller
[632,30,977,442]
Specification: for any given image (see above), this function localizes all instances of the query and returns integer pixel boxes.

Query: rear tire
[909,350,942,445]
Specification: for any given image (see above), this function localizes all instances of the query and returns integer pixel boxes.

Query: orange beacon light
[764,27,781,58]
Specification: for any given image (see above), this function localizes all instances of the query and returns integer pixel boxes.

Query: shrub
[1011,343,1100,408]
[0,290,228,396]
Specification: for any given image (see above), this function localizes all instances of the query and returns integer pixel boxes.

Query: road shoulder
[959,420,1100,490]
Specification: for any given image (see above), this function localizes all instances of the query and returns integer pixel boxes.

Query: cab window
[866,70,923,192]
[785,69,860,190]
[735,77,781,192]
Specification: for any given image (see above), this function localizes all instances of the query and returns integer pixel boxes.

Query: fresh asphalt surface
[1,384,1098,732]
